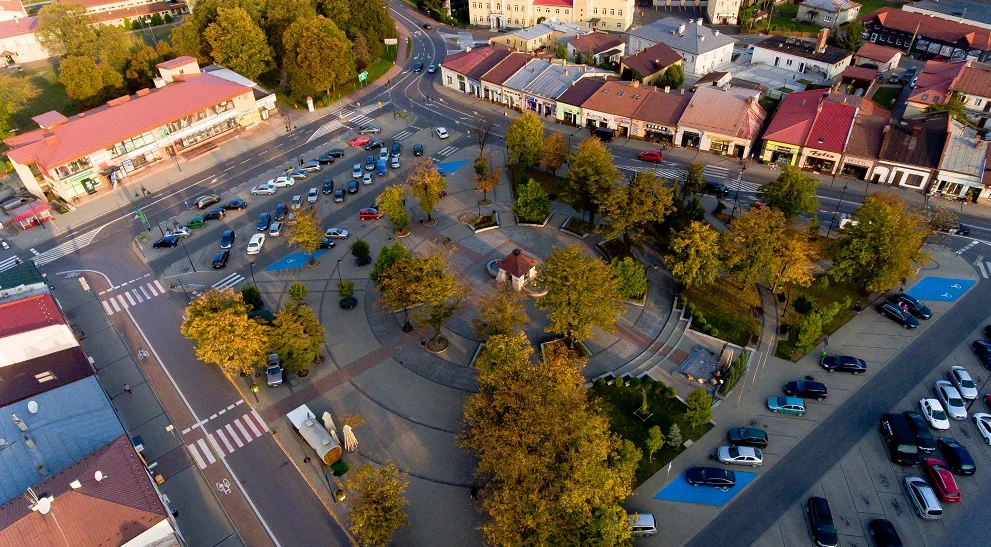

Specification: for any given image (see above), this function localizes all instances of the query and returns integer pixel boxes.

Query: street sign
[384,38,398,45]
[357,71,368,83]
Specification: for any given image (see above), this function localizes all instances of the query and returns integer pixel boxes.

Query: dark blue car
[256,213,271,231]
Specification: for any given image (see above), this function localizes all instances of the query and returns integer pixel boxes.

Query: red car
[638,150,663,163]
[922,458,960,503]
[348,135,371,147]
[359,208,382,220]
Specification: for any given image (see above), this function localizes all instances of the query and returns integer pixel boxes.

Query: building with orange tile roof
[905,60,991,131]
[862,7,991,63]
[853,42,902,71]
[676,85,766,158]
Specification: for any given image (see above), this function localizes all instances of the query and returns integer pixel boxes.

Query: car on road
[767,396,806,415]
[684,467,735,491]
[820,355,867,374]
[391,142,401,157]
[427,64,437,73]
[315,153,336,164]
[194,194,221,209]
[784,381,827,401]
[717,445,762,467]
[868,519,902,547]
[251,183,277,195]
[322,179,334,195]
[379,148,390,162]
[307,188,319,203]
[359,208,382,220]
[638,150,663,163]
[910,76,918,87]
[974,413,991,445]
[413,143,424,156]
[352,164,363,179]
[363,173,373,185]
[904,476,942,520]
[166,226,191,238]
[285,168,307,179]
[326,148,345,158]
[220,230,236,250]
[877,301,919,328]
[727,427,768,448]
[954,224,970,235]
[347,180,359,194]
[349,135,371,147]
[391,156,401,169]
[185,216,205,229]
[268,222,283,237]
[628,513,656,537]
[423,23,431,29]
[274,203,287,221]
[935,380,966,420]
[246,233,265,255]
[972,340,991,369]
[921,458,960,503]
[806,497,838,547]
[212,250,230,269]
[949,366,977,400]
[436,127,449,139]
[224,199,247,210]
[334,188,346,202]
[290,195,303,210]
[152,235,179,248]
[903,411,937,453]
[204,207,225,221]
[256,213,271,231]
[365,155,376,171]
[318,236,335,249]
[358,125,381,135]
[364,139,384,151]
[704,181,730,197]
[270,175,295,187]
[937,437,976,475]
[413,62,423,72]
[325,227,349,239]
[888,293,932,319]
[300,160,322,172]
[920,398,950,430]
[266,354,283,387]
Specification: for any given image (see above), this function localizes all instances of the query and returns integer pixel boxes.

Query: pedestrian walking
[123,384,132,394]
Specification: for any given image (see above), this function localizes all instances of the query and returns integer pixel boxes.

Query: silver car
[307,188,319,203]
[949,366,978,400]
[266,354,283,387]
[934,380,966,420]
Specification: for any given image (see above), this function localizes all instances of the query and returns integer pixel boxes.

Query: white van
[628,513,657,537]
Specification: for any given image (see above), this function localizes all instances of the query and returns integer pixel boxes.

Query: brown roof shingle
[0,347,93,407]
[481,52,531,85]
[556,77,607,107]
[620,43,682,78]
[865,7,991,50]
[569,33,624,55]
[838,97,891,159]
[465,49,511,80]
[952,61,991,97]
[854,42,902,63]
[581,81,652,118]
[633,89,693,127]
[496,249,539,278]
[878,112,950,169]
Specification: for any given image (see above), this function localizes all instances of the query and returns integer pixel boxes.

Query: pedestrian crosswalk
[392,129,414,142]
[186,411,270,469]
[0,256,22,272]
[306,119,344,143]
[436,145,459,157]
[622,164,687,182]
[101,280,167,316]
[350,114,373,126]
[31,226,103,267]
[726,179,762,193]
[959,241,981,255]
[212,272,245,291]
[702,165,730,181]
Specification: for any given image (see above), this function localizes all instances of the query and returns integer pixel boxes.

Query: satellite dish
[94,471,104,482]
[35,497,51,514]
[27,401,38,414]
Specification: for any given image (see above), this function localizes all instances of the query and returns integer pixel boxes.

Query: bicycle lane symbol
[217,479,231,495]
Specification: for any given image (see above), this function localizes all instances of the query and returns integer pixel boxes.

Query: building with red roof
[468,0,635,33]
[677,85,766,158]
[439,46,512,97]
[630,88,693,144]
[837,96,891,180]
[905,60,991,131]
[797,99,858,174]
[619,42,683,86]
[0,293,79,367]
[862,7,991,63]
[567,32,625,65]
[853,42,902,72]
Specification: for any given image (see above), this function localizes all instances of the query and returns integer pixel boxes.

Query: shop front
[839,155,873,180]
[641,123,675,144]
[584,111,611,130]
[9,200,53,230]
[680,130,701,149]
[761,141,800,166]
[801,149,842,174]
[614,117,631,138]
[558,105,582,126]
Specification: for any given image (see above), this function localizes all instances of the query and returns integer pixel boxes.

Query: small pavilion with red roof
[495,248,539,290]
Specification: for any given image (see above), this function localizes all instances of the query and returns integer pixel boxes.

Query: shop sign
[843,156,872,167]
[807,149,839,159]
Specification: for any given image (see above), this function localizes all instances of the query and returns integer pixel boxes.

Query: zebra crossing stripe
[116,295,129,309]
[154,280,166,293]
[132,290,143,303]
[102,300,114,315]
[226,424,244,447]
[125,292,137,306]
[215,429,235,453]
[206,433,224,458]
[235,417,251,440]
[251,410,270,432]
[197,438,216,464]
[244,414,262,437]
[0,256,20,272]
[140,285,151,299]
[187,443,207,469]
[110,298,121,312]
[212,273,244,290]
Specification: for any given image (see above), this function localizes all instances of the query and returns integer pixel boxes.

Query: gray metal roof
[907,0,991,26]
[503,59,552,92]
[628,17,736,55]
[508,24,555,41]
[523,64,612,99]
[940,119,988,176]
[0,376,125,504]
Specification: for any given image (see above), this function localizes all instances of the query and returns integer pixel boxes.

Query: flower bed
[470,212,500,233]
[560,216,593,238]
[596,238,635,261]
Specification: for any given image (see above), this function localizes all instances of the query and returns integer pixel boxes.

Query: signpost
[384,37,398,61]
[357,71,368,86]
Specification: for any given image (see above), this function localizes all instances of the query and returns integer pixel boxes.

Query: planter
[425,336,450,353]
[515,214,551,227]
[560,216,592,238]
[354,256,372,266]
[395,228,411,238]
[304,260,320,269]
[339,297,359,309]
[296,369,310,377]
[596,238,635,261]
[470,212,501,233]
[539,338,591,361]
[485,260,499,278]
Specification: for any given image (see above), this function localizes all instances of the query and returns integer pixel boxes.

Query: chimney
[153,77,166,88]
[631,80,639,88]
[680,88,685,95]
[697,19,703,26]
[714,30,720,36]
[816,29,829,54]
[466,46,472,52]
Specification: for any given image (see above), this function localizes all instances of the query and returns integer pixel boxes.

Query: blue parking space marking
[263,251,328,272]
[653,471,758,506]
[905,277,976,302]
[436,160,469,175]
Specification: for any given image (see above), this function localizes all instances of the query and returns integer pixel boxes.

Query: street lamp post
[178,235,196,272]
[248,259,256,286]
[825,181,849,239]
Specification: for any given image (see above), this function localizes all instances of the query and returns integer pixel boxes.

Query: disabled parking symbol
[905,277,976,302]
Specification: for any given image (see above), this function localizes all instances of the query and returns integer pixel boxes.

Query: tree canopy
[269,303,325,373]
[513,178,551,223]
[58,55,124,109]
[344,463,409,547]
[666,221,721,289]
[542,132,568,175]
[505,112,544,167]
[757,165,819,222]
[204,7,275,81]
[287,207,323,264]
[282,16,355,97]
[562,137,620,224]
[537,245,622,345]
[35,3,96,57]
[599,170,674,244]
[722,207,790,287]
[473,283,529,340]
[406,161,447,222]
[180,288,270,377]
[376,185,410,233]
[657,63,684,89]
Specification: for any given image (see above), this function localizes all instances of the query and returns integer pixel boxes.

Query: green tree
[0,74,36,138]
[722,207,790,288]
[376,185,410,233]
[657,63,684,89]
[204,7,274,81]
[666,424,682,448]
[239,285,263,311]
[150,13,164,25]
[262,0,316,60]
[287,207,323,264]
[924,92,970,125]
[344,463,409,547]
[170,18,208,60]
[645,425,665,462]
[282,16,355,97]
[611,257,648,301]
[599,170,675,245]
[685,388,712,430]
[562,137,619,224]
[921,204,959,236]
[838,19,863,51]
[621,67,643,81]
[318,0,350,27]
[343,0,397,59]
[474,155,489,179]
[350,238,372,265]
[406,160,447,223]
[831,193,930,294]
[164,12,173,23]
[682,161,705,196]
[770,230,816,292]
[58,56,124,108]
[538,245,623,346]
[180,288,270,377]
[667,221,721,289]
[92,25,138,72]
[270,302,325,373]
[555,43,567,59]
[353,35,372,70]
[513,178,551,223]
[338,279,356,303]
[459,333,639,546]
[505,111,544,167]
[125,43,173,90]
[35,2,96,57]
[793,301,842,355]
[473,283,529,340]
[757,165,819,222]
[684,195,705,221]
[169,0,266,62]
[542,132,568,175]
[370,242,411,285]
[410,253,468,345]
[288,282,308,303]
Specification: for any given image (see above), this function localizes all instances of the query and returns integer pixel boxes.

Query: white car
[284,168,307,179]
[436,127,449,139]
[325,227,349,239]
[935,380,967,420]
[363,173,373,185]
[427,64,437,73]
[949,366,978,400]
[300,160,322,172]
[391,156,400,169]
[246,233,265,255]
[717,445,763,467]
[974,413,991,445]
[268,222,282,237]
[165,226,191,238]
[379,148,390,161]
[307,188,318,203]
[269,175,295,187]
[352,164,363,179]
[920,398,950,430]
[290,195,303,210]
[251,183,277,195]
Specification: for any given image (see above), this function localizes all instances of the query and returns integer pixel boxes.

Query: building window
[905,174,924,187]
[823,16,832,22]
[975,98,984,106]
[35,371,57,383]
[617,23,621,28]
[56,157,92,179]
[555,8,559,13]
[786,59,793,66]
[565,9,569,14]
[447,76,452,84]
[105,131,156,158]
[593,8,597,14]
[933,95,941,102]
[610,9,615,15]
[174,117,238,152]
[922,94,929,100]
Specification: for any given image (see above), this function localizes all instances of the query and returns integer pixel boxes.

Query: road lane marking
[197,438,216,464]
[235,418,251,440]
[251,410,270,432]
[244,414,262,437]
[187,443,207,469]
[216,429,235,453]
[226,424,244,447]
[207,433,224,458]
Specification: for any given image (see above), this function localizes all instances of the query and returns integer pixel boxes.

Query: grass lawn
[776,277,862,360]
[871,86,902,109]
[859,0,907,15]
[767,4,820,33]
[10,65,75,131]
[683,277,761,347]
[591,382,712,486]
[509,164,563,199]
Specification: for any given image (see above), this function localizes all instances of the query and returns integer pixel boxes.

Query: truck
[287,404,342,466]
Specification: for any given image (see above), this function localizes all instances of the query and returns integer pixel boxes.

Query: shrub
[150,13,164,26]
[641,376,655,389]
[718,351,748,395]
[685,388,713,429]
[615,377,625,388]
[628,377,642,388]
[714,201,726,215]
[338,279,355,299]
[611,257,648,300]
[513,178,551,223]
[350,238,371,261]
[288,282,308,303]
[667,424,682,448]
[594,377,608,388]
[664,386,677,399]
[793,295,814,315]
[164,13,173,23]
[239,285,263,311]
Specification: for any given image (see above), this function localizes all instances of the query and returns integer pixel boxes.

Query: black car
[985,324,991,341]
[364,139,384,151]
[274,203,287,221]
[224,199,247,210]
[334,188,346,202]
[220,230,236,250]
[391,142,401,157]
[204,207,226,221]
[194,194,220,209]
[152,235,179,248]
[888,293,932,319]
[256,213,272,231]
[955,224,970,236]
[877,301,919,328]
[212,250,230,269]
[684,467,735,491]
[327,148,345,158]
[704,181,730,197]
[316,154,336,164]
[318,236,336,249]
[902,411,937,453]
[937,437,976,475]
[726,427,768,448]
[972,340,991,370]
[413,143,424,156]
[347,180,359,194]
[807,497,838,547]
[868,519,902,547]
[821,355,867,374]
[413,62,423,72]
[322,179,334,195]
[784,381,827,401]
[365,155,376,170]
[423,23,431,29]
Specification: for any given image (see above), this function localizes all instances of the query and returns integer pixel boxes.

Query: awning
[10,201,52,223]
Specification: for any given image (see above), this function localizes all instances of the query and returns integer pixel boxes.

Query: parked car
[638,150,663,163]
[204,207,225,221]
[684,467,736,491]
[726,427,768,448]
[937,437,976,475]
[921,458,960,503]
[364,139,384,151]
[974,413,991,445]
[413,62,423,72]
[246,233,265,255]
[325,227,349,239]
[423,23,431,29]
[268,222,283,237]
[949,366,978,400]
[152,235,179,248]
[363,172,373,185]
[767,396,806,416]
[954,224,970,235]
[290,195,303,210]
[359,208,382,220]
[327,148,345,158]
[413,143,424,156]
[322,179,334,195]
[358,125,381,134]
[935,380,966,420]
[315,153,336,164]
[717,445,763,467]
[349,135,371,147]
[300,160,322,172]
[972,340,991,369]
[628,513,656,537]
[784,381,827,401]
[318,236,336,249]
[436,127,449,139]
[334,188,346,202]
[274,203,287,221]
[920,398,950,430]
[347,180,359,194]
[307,188,319,203]
[868,519,902,547]
[266,354,283,387]
[807,497,838,547]
[194,194,221,209]
[352,164,363,179]
[820,355,867,374]
[877,301,919,328]
[888,293,932,319]
[270,175,295,187]
[185,216,205,229]
[880,413,921,466]
[378,148,390,162]
[391,156,401,169]
[212,250,230,269]
[220,230,236,250]
[902,411,937,453]
[251,183,277,195]
[166,226,191,238]
[224,199,247,210]
[285,168,307,179]
[365,155,376,171]
[427,64,437,73]
[903,476,942,520]
[256,213,272,231]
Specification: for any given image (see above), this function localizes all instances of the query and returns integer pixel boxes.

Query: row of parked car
[152,196,248,249]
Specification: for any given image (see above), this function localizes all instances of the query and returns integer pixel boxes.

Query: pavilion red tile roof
[761,90,821,145]
[0,293,65,338]
[481,52,531,84]
[633,89,693,127]
[854,42,902,63]
[496,249,539,278]
[620,42,682,78]
[864,7,991,51]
